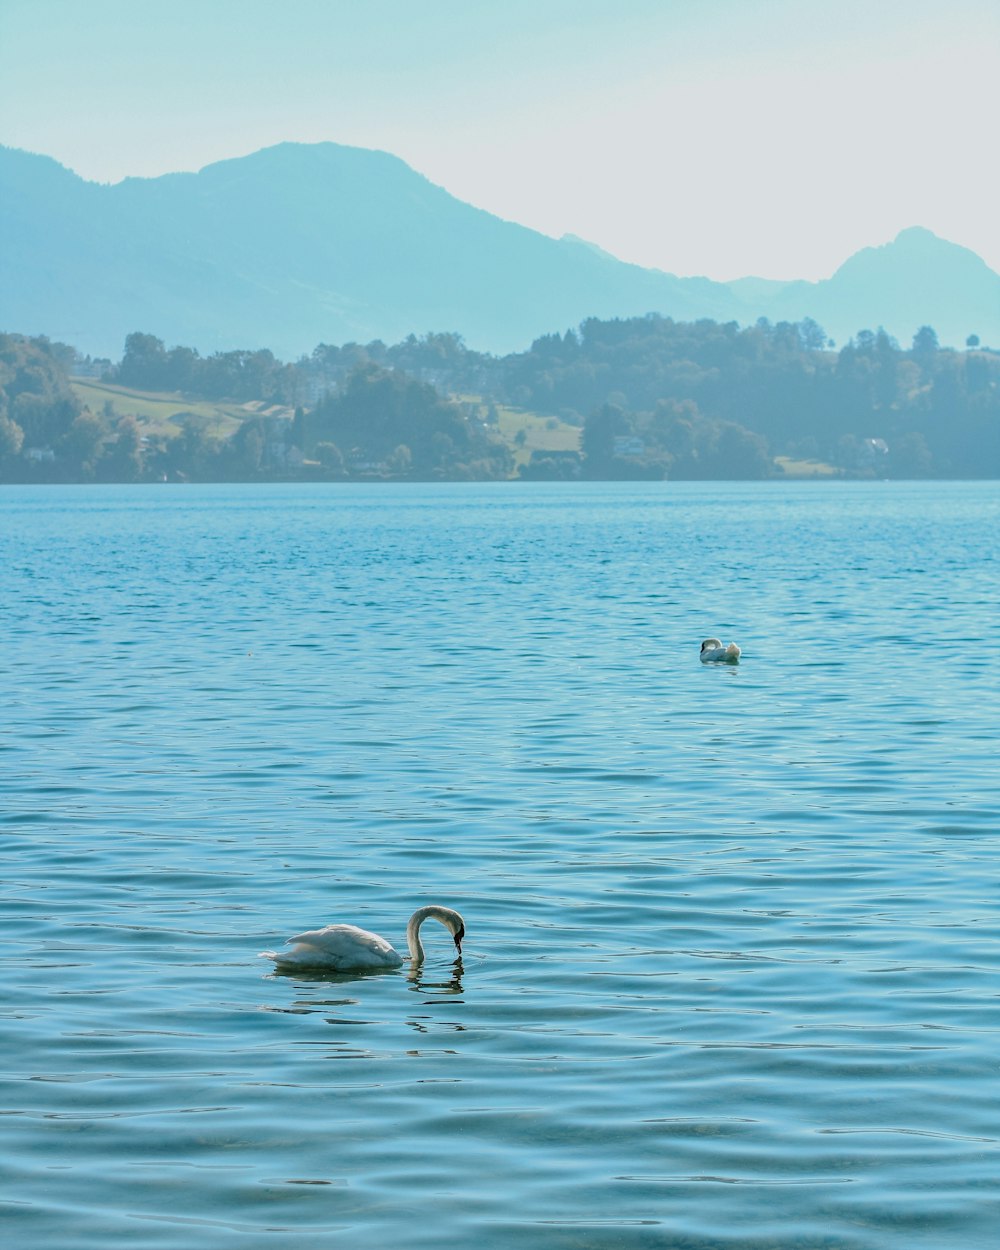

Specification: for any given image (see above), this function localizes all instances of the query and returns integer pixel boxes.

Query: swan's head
[441,909,465,954]
[701,638,723,654]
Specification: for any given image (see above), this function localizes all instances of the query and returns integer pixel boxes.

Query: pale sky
[2,0,998,280]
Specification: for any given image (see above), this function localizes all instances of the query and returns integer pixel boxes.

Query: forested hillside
[1,334,155,481]
[2,315,998,483]
[503,317,1000,480]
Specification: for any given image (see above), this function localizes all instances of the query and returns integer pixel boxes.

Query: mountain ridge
[1,141,998,358]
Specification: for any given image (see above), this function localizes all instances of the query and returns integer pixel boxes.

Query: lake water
[2,480,998,1249]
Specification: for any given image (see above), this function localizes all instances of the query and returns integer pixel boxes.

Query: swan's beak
[453,927,464,955]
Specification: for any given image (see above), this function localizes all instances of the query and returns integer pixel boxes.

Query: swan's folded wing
[285,923,359,948]
[280,923,402,968]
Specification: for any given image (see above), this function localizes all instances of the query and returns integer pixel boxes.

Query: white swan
[700,637,741,663]
[259,904,465,973]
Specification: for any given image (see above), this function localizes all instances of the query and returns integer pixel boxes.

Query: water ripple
[1,481,998,1250]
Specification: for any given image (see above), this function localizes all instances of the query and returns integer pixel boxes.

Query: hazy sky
[2,0,998,279]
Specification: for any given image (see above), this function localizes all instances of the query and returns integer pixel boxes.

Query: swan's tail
[725,643,741,660]
[258,944,333,969]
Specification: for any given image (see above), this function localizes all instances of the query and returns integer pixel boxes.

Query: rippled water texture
[2,481,999,1249]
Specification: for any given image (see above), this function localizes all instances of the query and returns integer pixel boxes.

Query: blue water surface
[1,481,998,1249]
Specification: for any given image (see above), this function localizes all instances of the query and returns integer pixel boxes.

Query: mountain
[737,228,1000,348]
[1,142,998,358]
[0,142,743,359]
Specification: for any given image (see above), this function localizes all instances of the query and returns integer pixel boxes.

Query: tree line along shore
[2,315,997,483]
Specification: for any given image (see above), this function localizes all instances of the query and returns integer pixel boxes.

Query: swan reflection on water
[260,958,467,1046]
[406,956,465,997]
[406,960,468,1039]
[264,956,466,997]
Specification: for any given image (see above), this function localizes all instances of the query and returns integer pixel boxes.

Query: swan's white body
[700,637,741,663]
[259,904,465,973]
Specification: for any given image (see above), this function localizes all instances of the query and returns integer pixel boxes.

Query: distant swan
[259,904,465,973]
[700,637,741,663]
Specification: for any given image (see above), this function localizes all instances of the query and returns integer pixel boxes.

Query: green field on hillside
[72,379,581,470]
[774,455,839,478]
[69,380,837,480]
[70,379,251,440]
[494,405,581,467]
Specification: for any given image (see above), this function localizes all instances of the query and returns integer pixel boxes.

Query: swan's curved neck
[405,905,460,964]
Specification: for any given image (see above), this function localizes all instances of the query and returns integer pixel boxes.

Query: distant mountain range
[2,141,998,359]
